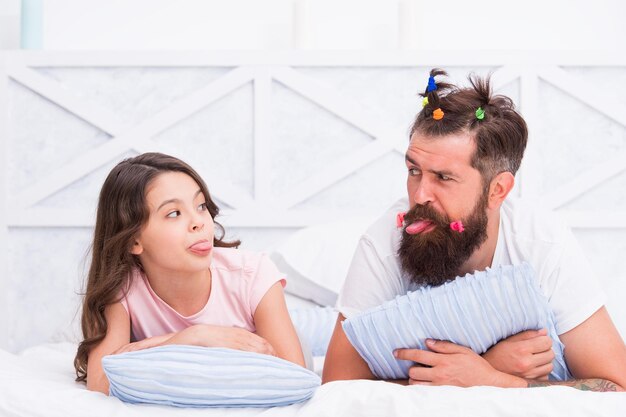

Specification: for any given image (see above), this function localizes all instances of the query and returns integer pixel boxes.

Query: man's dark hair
[410,68,528,185]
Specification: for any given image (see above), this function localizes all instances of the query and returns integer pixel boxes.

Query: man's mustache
[403,204,450,229]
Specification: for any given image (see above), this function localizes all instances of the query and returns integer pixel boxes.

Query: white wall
[23,0,626,51]
[1,52,626,352]
[0,0,20,49]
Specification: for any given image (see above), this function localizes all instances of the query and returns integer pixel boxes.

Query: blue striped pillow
[289,306,338,356]
[342,263,571,381]
[102,345,321,408]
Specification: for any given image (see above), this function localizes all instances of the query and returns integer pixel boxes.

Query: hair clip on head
[475,107,485,120]
[422,97,429,107]
[433,108,444,120]
[426,76,437,92]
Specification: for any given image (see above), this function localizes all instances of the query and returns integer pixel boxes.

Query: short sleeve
[119,295,129,313]
[545,229,606,334]
[336,235,406,319]
[248,253,286,315]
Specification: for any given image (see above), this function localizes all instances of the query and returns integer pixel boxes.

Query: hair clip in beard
[396,212,406,228]
[450,220,464,233]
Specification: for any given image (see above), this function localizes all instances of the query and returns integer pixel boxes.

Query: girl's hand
[482,329,554,380]
[204,326,277,356]
[113,333,175,354]
[161,325,276,356]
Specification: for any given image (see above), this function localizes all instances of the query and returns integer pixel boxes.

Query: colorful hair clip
[422,97,429,107]
[396,212,406,228]
[450,220,464,233]
[475,107,485,120]
[426,76,437,92]
[433,108,444,120]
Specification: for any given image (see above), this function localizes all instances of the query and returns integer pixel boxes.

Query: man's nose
[412,179,434,206]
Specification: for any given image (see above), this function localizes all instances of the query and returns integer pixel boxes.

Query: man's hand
[395,339,525,387]
[482,329,554,380]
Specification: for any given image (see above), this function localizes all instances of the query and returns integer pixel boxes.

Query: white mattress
[1,343,625,417]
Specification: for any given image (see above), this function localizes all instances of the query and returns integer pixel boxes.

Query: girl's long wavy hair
[73,152,240,382]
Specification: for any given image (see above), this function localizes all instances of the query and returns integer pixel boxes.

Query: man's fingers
[507,328,548,342]
[531,350,555,368]
[408,364,434,382]
[424,339,470,354]
[527,335,553,353]
[408,378,434,386]
[394,348,439,366]
[527,363,554,380]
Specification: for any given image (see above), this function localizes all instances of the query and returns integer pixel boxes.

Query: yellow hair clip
[422,97,429,107]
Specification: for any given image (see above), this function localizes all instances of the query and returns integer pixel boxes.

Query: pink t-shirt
[120,248,286,341]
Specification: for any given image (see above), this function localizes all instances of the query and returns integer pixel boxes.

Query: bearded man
[322,69,626,391]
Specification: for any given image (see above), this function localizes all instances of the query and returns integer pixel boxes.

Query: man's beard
[398,193,489,287]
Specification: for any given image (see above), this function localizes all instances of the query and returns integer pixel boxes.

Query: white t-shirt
[337,197,606,335]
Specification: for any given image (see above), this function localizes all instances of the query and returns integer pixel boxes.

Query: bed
[1,52,626,415]
[3,342,625,417]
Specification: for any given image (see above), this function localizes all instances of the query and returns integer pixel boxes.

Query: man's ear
[130,240,143,255]
[487,171,515,210]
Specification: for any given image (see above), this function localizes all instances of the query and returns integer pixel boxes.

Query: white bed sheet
[1,343,625,417]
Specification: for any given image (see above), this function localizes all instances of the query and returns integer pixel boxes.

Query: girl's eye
[198,202,208,211]
[166,210,181,218]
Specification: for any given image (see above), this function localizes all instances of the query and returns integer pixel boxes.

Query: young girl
[74,152,305,394]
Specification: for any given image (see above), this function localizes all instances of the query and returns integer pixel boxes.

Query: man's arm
[396,307,625,391]
[557,306,626,389]
[321,313,551,384]
[322,314,375,383]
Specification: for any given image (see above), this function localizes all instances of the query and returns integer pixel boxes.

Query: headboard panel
[1,51,625,351]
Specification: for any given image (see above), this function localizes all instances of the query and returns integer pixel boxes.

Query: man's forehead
[406,131,475,167]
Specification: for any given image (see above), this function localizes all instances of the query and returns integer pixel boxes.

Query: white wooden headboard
[1,51,625,351]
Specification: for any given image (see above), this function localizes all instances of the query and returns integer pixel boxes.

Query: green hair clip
[475,107,485,120]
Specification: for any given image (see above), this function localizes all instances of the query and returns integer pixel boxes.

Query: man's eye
[408,168,420,176]
[166,210,181,218]
[438,174,451,181]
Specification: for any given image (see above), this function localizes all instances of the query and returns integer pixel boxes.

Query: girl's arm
[253,281,306,367]
[114,326,276,355]
[86,302,130,394]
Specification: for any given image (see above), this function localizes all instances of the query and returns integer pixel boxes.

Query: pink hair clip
[396,212,406,228]
[450,220,464,233]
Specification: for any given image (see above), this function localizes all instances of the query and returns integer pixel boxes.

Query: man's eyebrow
[405,154,418,166]
[157,190,203,211]
[428,168,456,178]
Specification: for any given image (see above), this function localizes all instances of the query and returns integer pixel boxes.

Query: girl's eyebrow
[157,190,203,211]
[157,198,180,211]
